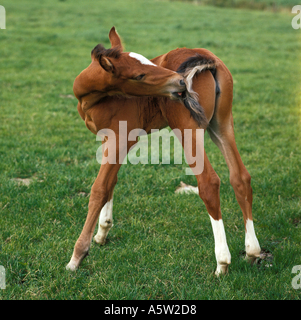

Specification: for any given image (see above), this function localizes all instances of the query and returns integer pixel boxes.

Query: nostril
[180,79,185,86]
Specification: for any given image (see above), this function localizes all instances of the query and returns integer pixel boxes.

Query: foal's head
[91,27,186,100]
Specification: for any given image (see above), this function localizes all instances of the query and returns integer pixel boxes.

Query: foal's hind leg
[207,65,261,263]
[207,79,260,263]
[180,130,231,274]
[166,102,231,275]
[208,119,261,263]
[196,151,231,275]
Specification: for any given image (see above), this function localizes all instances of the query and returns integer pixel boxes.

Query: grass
[0,0,300,300]
[170,0,298,11]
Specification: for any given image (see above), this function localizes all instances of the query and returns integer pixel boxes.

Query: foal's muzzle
[170,78,186,100]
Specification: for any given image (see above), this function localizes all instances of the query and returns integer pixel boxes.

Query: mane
[177,54,218,128]
[91,44,122,60]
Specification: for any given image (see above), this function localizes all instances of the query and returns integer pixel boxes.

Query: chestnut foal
[66,27,261,275]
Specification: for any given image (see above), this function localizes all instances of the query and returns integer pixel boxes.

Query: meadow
[171,0,298,11]
[0,0,300,300]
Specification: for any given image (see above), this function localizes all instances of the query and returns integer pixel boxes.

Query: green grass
[0,0,300,300]
[170,0,297,10]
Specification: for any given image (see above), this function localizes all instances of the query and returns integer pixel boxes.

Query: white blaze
[129,52,157,66]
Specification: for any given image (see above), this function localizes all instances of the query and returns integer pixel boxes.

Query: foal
[66,27,261,275]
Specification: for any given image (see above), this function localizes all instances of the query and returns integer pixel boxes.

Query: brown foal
[66,27,261,275]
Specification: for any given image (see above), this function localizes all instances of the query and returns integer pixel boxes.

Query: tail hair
[177,54,217,128]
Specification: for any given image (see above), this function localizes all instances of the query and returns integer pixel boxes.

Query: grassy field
[0,0,300,300]
[169,0,298,11]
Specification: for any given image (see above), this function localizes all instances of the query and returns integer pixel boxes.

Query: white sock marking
[245,219,261,258]
[98,199,113,228]
[209,216,231,274]
[94,198,113,245]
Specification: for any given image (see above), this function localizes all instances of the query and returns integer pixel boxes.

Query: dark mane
[91,44,122,60]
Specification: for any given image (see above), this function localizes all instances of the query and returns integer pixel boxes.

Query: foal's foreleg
[66,162,120,271]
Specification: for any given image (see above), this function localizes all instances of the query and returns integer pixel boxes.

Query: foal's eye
[134,74,145,81]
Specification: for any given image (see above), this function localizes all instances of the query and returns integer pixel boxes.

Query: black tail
[177,54,217,128]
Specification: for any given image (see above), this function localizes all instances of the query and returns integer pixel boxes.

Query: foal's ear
[109,26,123,50]
[99,56,114,73]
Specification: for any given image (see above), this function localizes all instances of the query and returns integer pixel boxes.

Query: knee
[90,176,117,202]
[230,175,243,193]
[204,173,220,193]
[242,171,251,186]
[90,185,109,203]
[198,174,220,204]
[230,171,251,192]
[230,172,253,204]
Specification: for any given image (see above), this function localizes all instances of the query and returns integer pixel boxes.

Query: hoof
[66,251,89,271]
[215,263,229,276]
[94,234,106,245]
[66,260,78,272]
[245,254,259,265]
